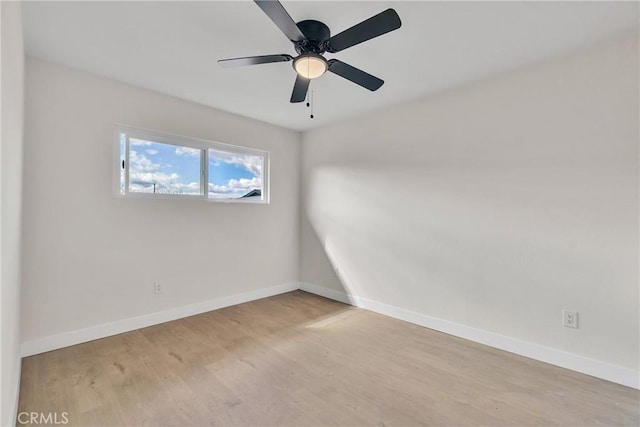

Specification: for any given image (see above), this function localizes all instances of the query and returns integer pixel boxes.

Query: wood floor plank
[17,291,639,426]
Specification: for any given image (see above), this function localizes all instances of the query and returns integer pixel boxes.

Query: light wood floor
[18,291,639,426]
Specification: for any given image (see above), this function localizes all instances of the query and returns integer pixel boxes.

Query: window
[115,125,268,203]
[128,138,203,195]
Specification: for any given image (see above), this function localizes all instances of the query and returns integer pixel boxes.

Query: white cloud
[145,149,159,155]
[129,150,157,173]
[130,138,153,146]
[208,176,261,199]
[175,146,201,157]
[209,149,263,177]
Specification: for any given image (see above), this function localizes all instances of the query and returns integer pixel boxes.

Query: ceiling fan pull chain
[310,90,314,119]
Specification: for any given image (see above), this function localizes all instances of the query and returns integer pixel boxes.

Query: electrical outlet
[562,310,578,328]
[154,281,162,294]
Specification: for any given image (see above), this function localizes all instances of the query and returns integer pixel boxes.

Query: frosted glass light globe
[293,54,328,79]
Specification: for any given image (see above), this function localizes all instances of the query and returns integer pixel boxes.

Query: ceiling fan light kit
[218,0,402,107]
[293,53,327,80]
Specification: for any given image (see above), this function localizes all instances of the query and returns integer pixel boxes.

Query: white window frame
[113,124,269,204]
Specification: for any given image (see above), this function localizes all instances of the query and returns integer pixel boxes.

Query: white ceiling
[23,1,639,131]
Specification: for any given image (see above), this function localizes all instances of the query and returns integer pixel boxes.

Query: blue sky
[121,135,262,198]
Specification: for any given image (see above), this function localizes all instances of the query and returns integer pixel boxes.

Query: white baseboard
[21,282,299,357]
[298,281,357,305]
[20,281,639,390]
[299,282,640,390]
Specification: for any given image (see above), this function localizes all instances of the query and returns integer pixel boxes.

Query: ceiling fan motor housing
[295,20,331,54]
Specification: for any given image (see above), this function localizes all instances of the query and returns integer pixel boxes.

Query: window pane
[128,138,202,195]
[208,148,263,200]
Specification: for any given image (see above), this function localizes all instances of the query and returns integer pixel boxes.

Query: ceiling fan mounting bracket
[294,20,330,54]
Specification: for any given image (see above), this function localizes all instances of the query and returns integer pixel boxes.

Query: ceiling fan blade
[290,74,310,103]
[254,0,306,42]
[217,54,293,68]
[325,9,401,53]
[327,59,384,91]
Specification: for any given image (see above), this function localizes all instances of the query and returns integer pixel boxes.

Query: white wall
[1,2,25,425]
[17,23,639,397]
[301,36,639,380]
[21,59,300,345]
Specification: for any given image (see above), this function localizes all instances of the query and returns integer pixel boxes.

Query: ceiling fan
[218,1,402,103]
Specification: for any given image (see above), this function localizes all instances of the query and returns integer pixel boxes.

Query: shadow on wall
[299,35,639,371]
[301,162,637,350]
